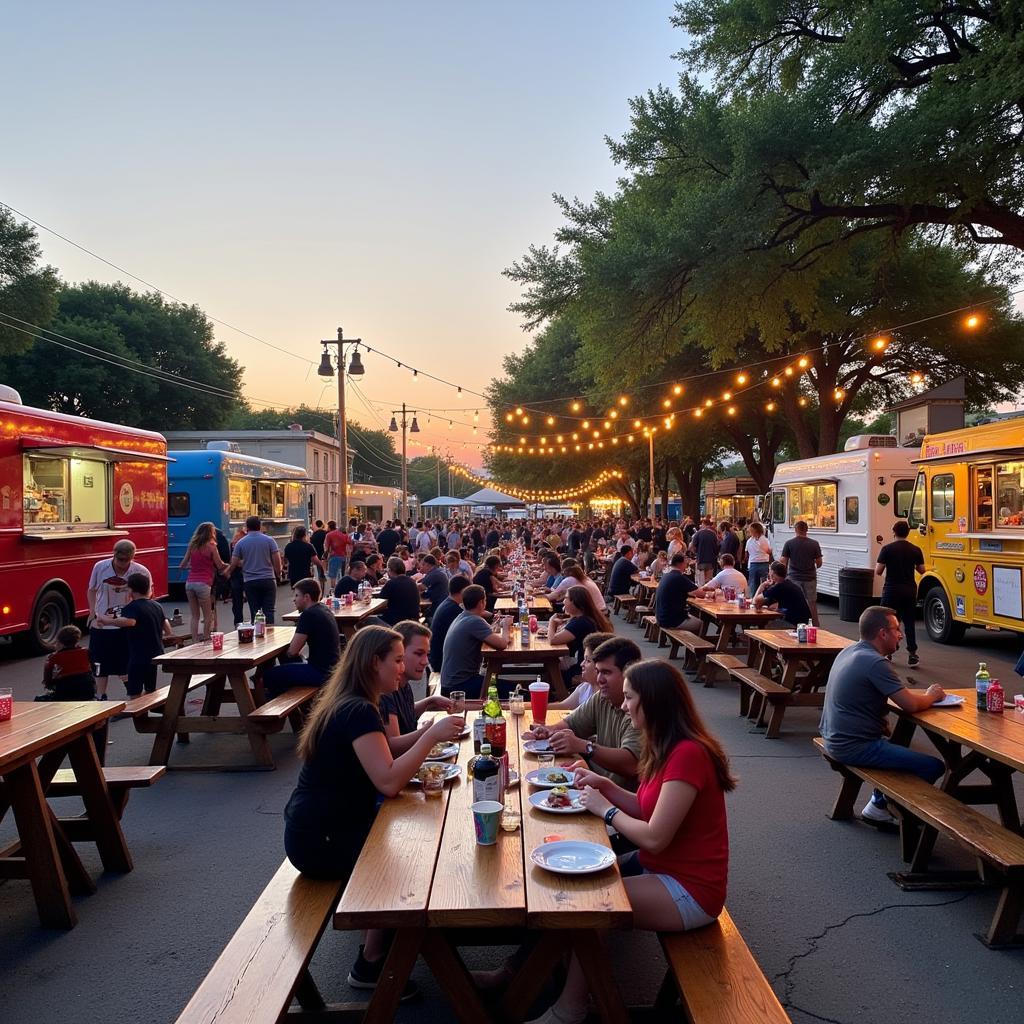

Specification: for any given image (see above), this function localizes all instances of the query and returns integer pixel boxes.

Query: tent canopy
[421,496,472,508]
[464,486,524,505]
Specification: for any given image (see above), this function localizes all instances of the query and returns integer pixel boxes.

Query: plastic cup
[471,800,503,846]
[210,632,224,651]
[529,681,550,725]
[449,691,466,716]
[344,592,354,606]
[806,626,818,643]
[0,687,11,722]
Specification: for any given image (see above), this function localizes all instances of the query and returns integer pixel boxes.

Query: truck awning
[21,438,174,463]
[912,446,1024,466]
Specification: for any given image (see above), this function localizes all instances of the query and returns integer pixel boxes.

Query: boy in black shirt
[755,561,811,627]
[263,578,341,698]
[97,572,171,696]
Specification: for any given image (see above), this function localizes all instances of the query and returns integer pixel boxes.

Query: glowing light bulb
[833,388,844,400]
[784,367,794,377]
[910,372,924,384]
[771,377,781,388]
[798,356,809,368]
[736,373,747,386]
[722,391,732,401]
[964,313,981,329]
[798,397,808,407]
[618,395,628,406]
[522,416,529,425]
[673,384,683,395]
[727,406,736,416]
[603,420,611,429]
[505,413,514,422]
[546,415,555,426]
[515,407,523,416]
[571,400,581,412]
[704,398,713,408]
[766,401,776,412]
[609,410,618,419]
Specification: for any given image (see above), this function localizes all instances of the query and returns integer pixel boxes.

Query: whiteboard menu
[993,566,1023,621]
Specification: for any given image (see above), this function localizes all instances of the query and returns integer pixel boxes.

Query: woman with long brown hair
[178,521,226,641]
[546,585,613,691]
[528,659,735,1024]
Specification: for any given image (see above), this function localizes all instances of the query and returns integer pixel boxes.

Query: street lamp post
[388,404,420,523]
[645,426,657,520]
[318,327,364,526]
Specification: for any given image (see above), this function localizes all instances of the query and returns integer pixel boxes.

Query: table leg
[501,933,563,1022]
[716,622,735,652]
[421,932,493,1024]
[6,762,76,929]
[229,670,275,769]
[571,929,629,1024]
[150,671,191,766]
[362,927,423,1024]
[66,734,132,873]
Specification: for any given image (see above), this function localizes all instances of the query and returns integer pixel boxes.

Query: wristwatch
[584,741,595,760]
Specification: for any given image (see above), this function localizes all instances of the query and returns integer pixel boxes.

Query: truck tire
[923,587,967,645]
[29,589,72,653]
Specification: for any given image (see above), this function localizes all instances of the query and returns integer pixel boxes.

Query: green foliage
[0,281,243,429]
[0,208,60,355]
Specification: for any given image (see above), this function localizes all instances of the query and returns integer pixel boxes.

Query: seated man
[379,556,423,626]
[418,554,450,613]
[523,636,643,790]
[381,620,458,754]
[429,575,470,674]
[444,549,473,580]
[605,544,636,598]
[820,606,945,825]
[363,552,384,585]
[702,553,748,595]
[333,558,367,597]
[753,560,811,626]
[653,551,702,633]
[262,579,340,698]
[440,584,510,698]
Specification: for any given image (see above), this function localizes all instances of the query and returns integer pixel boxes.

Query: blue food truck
[167,444,309,586]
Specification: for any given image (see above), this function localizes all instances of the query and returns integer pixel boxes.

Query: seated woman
[649,550,669,577]
[283,626,464,988]
[550,630,613,711]
[546,586,614,691]
[549,563,606,613]
[529,658,735,1024]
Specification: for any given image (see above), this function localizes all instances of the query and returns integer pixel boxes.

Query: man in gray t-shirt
[439,584,509,698]
[228,516,283,624]
[780,521,823,625]
[819,606,945,825]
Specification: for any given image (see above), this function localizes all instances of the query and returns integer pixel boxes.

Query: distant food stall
[703,477,760,523]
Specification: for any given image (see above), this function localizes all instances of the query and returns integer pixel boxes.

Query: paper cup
[210,632,224,651]
[529,681,550,725]
[471,800,503,846]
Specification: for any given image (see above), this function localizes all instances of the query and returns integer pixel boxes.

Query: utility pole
[318,327,364,526]
[388,404,419,522]
[646,426,657,520]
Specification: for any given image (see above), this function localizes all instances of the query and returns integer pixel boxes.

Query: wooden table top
[0,700,125,773]
[890,688,1024,774]
[152,628,296,670]
[481,631,569,659]
[687,599,781,623]
[495,596,553,613]
[283,598,387,624]
[745,628,854,654]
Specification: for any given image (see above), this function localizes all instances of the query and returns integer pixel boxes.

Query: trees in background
[0,207,59,356]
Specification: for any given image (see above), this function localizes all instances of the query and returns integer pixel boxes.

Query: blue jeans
[244,578,278,624]
[747,562,769,595]
[262,661,326,699]
[834,738,944,803]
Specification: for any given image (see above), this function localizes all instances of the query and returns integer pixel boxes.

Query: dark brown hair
[564,585,613,633]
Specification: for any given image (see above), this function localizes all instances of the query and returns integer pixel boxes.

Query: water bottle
[976,662,991,711]
[797,623,808,643]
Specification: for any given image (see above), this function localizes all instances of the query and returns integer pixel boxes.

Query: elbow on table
[378,780,406,799]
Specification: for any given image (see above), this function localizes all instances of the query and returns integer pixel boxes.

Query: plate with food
[522,739,552,754]
[932,694,965,708]
[530,839,616,875]
[409,761,462,785]
[427,742,460,760]
[529,787,585,814]
[525,767,575,788]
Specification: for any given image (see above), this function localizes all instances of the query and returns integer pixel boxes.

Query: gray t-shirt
[439,611,494,691]
[819,641,905,758]
[563,693,643,790]
[233,531,279,581]
[780,535,822,581]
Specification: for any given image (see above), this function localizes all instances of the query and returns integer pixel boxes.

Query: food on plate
[428,742,453,759]
[545,770,569,785]
[417,763,447,784]
[546,786,572,809]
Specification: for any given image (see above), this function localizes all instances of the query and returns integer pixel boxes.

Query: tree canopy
[0,208,60,356]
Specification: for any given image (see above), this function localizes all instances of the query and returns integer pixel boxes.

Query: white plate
[530,840,616,875]
[426,743,459,760]
[529,789,586,814]
[525,767,576,788]
[409,762,463,785]
[932,694,965,708]
[523,739,552,754]
[507,768,520,788]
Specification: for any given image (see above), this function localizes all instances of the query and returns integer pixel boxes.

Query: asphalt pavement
[2,589,1023,1023]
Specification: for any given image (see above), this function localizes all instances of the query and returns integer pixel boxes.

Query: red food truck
[0,385,169,651]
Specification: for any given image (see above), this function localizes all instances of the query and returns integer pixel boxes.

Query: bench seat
[47,765,166,818]
[659,627,714,673]
[124,674,219,718]
[249,687,319,732]
[641,615,660,642]
[814,737,1024,947]
[704,653,746,687]
[731,667,791,737]
[656,908,790,1023]
[612,594,637,616]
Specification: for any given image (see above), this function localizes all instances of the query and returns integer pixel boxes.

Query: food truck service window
[771,490,786,525]
[228,478,251,521]
[23,455,109,527]
[995,462,1024,528]
[788,483,837,530]
[894,479,915,518]
[931,473,955,522]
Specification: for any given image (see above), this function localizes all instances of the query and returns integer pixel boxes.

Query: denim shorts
[619,851,717,931]
[328,556,345,578]
[185,581,212,600]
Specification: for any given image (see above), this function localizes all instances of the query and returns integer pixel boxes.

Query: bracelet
[603,806,619,826]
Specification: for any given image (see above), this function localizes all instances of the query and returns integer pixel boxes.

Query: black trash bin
[838,567,876,622]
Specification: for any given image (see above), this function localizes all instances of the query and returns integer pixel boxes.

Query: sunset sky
[3,2,683,467]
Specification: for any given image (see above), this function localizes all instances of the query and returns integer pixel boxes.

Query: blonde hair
[186,521,216,555]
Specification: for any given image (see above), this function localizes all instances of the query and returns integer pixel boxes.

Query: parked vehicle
[762,436,918,598]
[907,416,1024,643]
[0,385,169,650]
[167,444,308,587]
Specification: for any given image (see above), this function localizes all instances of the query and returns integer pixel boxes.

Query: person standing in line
[86,539,152,699]
[780,520,823,626]
[284,525,324,588]
[690,518,720,586]
[718,521,740,563]
[309,520,328,581]
[875,520,926,668]
[228,516,283,625]
[744,521,772,596]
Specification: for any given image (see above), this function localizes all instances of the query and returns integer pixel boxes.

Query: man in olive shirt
[523,636,642,790]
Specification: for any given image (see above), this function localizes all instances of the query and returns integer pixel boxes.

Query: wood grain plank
[0,702,123,773]
[153,628,296,670]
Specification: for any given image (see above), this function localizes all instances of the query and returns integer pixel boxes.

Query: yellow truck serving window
[996,462,1024,527]
[931,473,955,521]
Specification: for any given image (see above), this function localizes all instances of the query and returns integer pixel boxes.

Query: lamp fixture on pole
[389,403,417,522]
[317,327,364,526]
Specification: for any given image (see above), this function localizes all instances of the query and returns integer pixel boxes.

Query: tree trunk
[721,421,783,493]
[668,457,703,522]
[660,464,670,520]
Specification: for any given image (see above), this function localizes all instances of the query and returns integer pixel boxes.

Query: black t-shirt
[380,574,422,626]
[564,615,597,667]
[720,530,741,558]
[310,529,327,558]
[334,575,361,597]
[636,526,653,543]
[763,579,811,626]
[297,603,341,673]
[429,597,461,672]
[380,682,418,735]
[877,539,924,588]
[284,698,384,859]
[473,567,495,601]
[654,570,698,627]
[421,567,450,607]
[484,529,500,549]
[653,528,668,551]
[608,556,637,597]
[284,540,317,582]
[377,528,401,557]
[120,598,166,666]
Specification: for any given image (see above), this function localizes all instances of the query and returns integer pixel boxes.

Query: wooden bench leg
[654,967,679,1011]
[908,820,940,874]
[668,641,681,660]
[228,671,275,770]
[293,967,326,1011]
[828,770,863,821]
[571,929,628,1024]
[738,682,752,718]
[984,881,1024,947]
[501,933,563,1023]
[362,927,422,1024]
[421,932,494,1024]
[66,734,132,873]
[763,700,786,740]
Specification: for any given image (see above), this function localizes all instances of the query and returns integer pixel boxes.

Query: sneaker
[861,798,896,824]
[347,945,419,1001]
[908,653,920,667]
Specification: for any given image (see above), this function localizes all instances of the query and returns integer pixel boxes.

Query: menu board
[993,566,1023,621]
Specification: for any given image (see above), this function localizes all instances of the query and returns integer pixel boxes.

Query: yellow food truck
[907,416,1024,643]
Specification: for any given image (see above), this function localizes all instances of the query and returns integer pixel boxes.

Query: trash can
[838,567,876,622]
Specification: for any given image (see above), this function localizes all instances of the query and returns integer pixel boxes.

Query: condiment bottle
[987,678,1004,715]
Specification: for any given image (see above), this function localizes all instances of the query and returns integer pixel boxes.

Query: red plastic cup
[529,681,550,725]
[529,615,539,633]
[0,687,12,723]
[210,632,224,651]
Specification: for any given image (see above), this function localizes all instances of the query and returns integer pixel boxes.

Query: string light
[546,415,555,426]
[766,401,776,412]
[964,313,981,330]
[910,372,924,384]
[797,356,809,368]
[736,373,747,385]
[871,336,889,352]
[834,388,845,401]
[571,400,581,412]
[673,384,683,395]
[771,377,781,388]
[618,396,628,406]
[515,407,523,416]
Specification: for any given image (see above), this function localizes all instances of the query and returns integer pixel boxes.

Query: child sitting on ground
[42,625,97,701]
[96,572,172,697]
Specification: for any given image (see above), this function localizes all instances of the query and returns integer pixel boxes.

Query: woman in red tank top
[179,521,228,642]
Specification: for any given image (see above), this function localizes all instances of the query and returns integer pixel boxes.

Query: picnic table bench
[659,626,715,676]
[686,597,780,653]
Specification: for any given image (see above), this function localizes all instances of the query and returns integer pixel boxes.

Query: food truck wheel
[923,587,966,645]
[30,589,71,653]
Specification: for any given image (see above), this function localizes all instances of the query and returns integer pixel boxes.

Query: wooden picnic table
[147,627,297,770]
[746,628,853,692]
[481,629,570,700]
[333,709,632,1023]
[283,598,387,638]
[890,688,1024,831]
[0,700,131,928]
[629,574,658,602]
[495,595,554,618]
[687,597,781,652]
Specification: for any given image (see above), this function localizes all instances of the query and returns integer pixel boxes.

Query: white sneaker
[861,798,896,824]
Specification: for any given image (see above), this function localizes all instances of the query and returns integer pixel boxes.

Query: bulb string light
[450,464,625,502]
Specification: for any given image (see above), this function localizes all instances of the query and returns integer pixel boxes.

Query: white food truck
[762,436,918,598]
